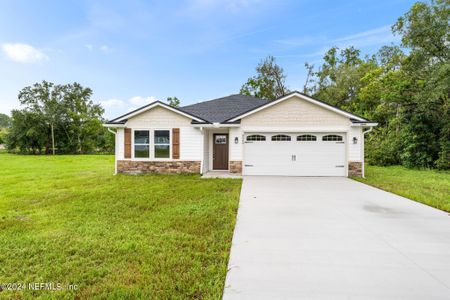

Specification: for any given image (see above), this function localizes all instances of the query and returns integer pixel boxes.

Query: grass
[353,164,450,212]
[0,153,242,299]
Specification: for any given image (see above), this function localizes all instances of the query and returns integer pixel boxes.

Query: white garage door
[243,133,346,176]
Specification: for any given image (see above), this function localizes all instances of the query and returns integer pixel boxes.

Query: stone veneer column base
[117,160,201,174]
[229,161,242,174]
[348,161,362,177]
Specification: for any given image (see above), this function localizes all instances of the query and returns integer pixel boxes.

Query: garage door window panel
[297,134,317,141]
[246,135,266,142]
[322,135,343,141]
[271,134,291,141]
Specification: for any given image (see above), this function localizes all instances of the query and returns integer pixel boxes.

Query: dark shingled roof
[179,94,269,123]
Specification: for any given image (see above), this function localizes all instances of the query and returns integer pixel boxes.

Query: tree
[166,96,180,107]
[240,55,289,100]
[7,81,109,154]
[6,110,48,154]
[60,83,104,153]
[392,0,449,63]
[0,113,11,128]
[304,0,450,169]
[17,81,63,155]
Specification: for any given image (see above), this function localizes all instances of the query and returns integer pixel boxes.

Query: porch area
[201,170,242,179]
[200,127,242,175]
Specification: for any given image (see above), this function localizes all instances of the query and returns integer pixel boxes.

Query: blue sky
[0,0,416,119]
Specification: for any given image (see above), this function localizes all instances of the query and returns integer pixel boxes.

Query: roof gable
[107,101,207,125]
[226,91,369,123]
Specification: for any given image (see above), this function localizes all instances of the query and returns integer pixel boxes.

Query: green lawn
[353,165,450,212]
[0,153,242,299]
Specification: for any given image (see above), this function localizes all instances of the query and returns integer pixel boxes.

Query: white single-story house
[104,91,377,177]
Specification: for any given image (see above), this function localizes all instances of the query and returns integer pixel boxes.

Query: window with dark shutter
[124,128,132,158]
[172,128,180,159]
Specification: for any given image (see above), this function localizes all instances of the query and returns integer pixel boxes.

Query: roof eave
[103,123,126,128]
[111,101,208,123]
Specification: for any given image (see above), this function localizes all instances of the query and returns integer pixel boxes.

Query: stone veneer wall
[229,161,242,174]
[117,160,201,174]
[348,161,362,177]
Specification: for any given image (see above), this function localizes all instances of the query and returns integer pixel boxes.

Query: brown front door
[213,134,229,170]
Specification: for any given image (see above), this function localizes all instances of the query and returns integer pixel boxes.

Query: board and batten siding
[122,106,202,161]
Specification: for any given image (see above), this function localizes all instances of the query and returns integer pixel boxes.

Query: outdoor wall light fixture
[234,137,239,144]
[353,137,358,144]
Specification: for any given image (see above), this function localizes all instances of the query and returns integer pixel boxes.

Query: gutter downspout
[107,128,118,175]
[362,127,373,178]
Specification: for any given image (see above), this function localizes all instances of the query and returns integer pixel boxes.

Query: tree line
[1,81,182,155]
[240,0,449,170]
[4,81,113,154]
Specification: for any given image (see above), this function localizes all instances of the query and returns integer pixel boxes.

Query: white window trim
[131,128,173,161]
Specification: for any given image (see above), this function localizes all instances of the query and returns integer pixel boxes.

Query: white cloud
[1,43,49,63]
[332,25,399,48]
[186,0,262,13]
[99,45,111,53]
[84,44,112,53]
[100,98,125,108]
[129,96,156,106]
[276,36,325,47]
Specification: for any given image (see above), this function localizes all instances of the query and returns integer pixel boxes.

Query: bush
[366,127,402,166]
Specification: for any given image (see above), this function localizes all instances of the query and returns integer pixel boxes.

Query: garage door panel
[243,133,346,176]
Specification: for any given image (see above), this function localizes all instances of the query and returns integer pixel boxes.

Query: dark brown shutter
[124,128,131,158]
[172,128,180,159]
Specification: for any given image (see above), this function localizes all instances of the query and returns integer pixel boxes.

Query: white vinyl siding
[229,127,242,160]
[202,130,209,173]
[180,127,203,160]
[122,106,203,161]
[348,126,362,161]
[116,128,124,160]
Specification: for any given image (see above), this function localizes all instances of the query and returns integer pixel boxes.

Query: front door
[213,134,229,170]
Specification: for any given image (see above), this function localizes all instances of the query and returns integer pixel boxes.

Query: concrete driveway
[223,177,450,299]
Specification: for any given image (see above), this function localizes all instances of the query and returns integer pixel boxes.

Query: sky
[0,0,416,119]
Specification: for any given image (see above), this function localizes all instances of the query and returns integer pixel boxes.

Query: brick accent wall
[117,160,201,174]
[229,161,242,174]
[348,161,362,177]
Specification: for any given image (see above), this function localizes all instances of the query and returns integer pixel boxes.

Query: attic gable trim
[226,91,368,123]
[112,101,208,123]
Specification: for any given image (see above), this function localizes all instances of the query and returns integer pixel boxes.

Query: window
[271,134,291,141]
[297,134,317,141]
[246,134,266,141]
[215,135,227,144]
[322,134,343,141]
[134,130,150,158]
[154,130,170,158]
